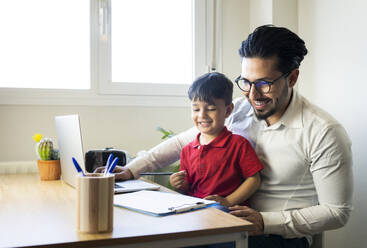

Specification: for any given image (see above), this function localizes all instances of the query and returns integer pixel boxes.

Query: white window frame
[0,0,222,107]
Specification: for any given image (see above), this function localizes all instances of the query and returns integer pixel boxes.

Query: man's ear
[225,103,234,118]
[288,69,299,88]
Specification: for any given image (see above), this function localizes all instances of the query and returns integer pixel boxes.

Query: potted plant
[32,133,61,180]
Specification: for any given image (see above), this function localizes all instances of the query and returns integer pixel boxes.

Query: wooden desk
[0,174,254,248]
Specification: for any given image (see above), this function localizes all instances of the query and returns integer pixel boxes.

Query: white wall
[249,0,298,33]
[249,0,272,31]
[223,0,250,98]
[272,0,298,33]
[298,0,367,247]
[0,105,192,161]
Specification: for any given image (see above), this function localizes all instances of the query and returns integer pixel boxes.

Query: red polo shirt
[180,127,263,204]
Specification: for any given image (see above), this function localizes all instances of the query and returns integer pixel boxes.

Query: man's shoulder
[300,94,341,128]
[297,93,352,160]
[298,93,351,143]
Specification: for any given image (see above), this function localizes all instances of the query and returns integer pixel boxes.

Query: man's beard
[252,84,290,121]
[254,107,276,120]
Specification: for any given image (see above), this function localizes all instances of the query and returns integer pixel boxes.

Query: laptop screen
[55,114,85,188]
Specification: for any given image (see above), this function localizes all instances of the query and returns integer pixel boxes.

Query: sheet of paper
[114,190,216,216]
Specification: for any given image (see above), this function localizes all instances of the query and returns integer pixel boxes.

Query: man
[96,25,353,248]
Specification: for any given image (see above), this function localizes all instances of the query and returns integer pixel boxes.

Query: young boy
[169,72,263,207]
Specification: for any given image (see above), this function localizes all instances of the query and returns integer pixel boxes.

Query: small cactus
[38,138,53,160]
[33,133,59,161]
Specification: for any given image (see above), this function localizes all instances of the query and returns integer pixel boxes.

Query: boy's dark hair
[188,72,233,105]
[238,25,308,74]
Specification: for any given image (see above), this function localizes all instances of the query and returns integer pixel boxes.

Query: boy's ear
[225,103,234,118]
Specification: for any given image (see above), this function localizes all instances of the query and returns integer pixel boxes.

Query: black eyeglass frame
[235,71,291,94]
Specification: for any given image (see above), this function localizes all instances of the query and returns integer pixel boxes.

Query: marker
[104,153,114,176]
[72,157,85,176]
[107,157,119,175]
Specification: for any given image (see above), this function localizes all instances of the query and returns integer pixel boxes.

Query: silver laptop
[55,114,160,193]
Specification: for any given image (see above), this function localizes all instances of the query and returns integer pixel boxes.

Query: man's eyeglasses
[235,72,291,94]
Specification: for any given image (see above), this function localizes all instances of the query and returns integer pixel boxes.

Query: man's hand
[204,194,231,207]
[169,171,187,190]
[94,165,134,181]
[229,205,264,236]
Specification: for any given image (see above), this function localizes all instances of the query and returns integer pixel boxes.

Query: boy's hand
[169,171,187,190]
[204,194,231,207]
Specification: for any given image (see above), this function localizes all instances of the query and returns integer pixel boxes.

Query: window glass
[0,0,90,89]
[111,0,193,85]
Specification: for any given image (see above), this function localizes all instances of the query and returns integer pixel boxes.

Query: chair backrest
[310,233,323,248]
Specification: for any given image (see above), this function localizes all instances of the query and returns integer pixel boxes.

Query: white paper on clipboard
[114,190,216,216]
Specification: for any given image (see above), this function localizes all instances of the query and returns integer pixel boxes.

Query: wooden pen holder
[77,173,115,233]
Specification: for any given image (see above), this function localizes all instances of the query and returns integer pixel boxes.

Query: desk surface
[0,173,254,248]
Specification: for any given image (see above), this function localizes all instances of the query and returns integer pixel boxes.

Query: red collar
[192,126,232,148]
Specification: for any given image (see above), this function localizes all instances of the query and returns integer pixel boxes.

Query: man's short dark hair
[239,25,308,73]
[188,72,233,105]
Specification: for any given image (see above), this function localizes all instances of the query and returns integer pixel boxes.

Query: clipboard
[114,190,216,216]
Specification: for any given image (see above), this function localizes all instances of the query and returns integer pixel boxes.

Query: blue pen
[72,157,85,176]
[104,154,114,176]
[107,157,119,175]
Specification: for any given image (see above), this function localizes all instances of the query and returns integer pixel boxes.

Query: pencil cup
[77,173,114,233]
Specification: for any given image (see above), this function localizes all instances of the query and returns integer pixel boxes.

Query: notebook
[54,114,160,193]
[114,190,216,216]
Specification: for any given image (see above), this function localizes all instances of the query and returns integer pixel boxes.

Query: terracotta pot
[37,160,61,180]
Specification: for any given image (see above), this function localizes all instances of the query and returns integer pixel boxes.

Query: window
[112,0,192,85]
[0,0,90,89]
[0,0,220,106]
